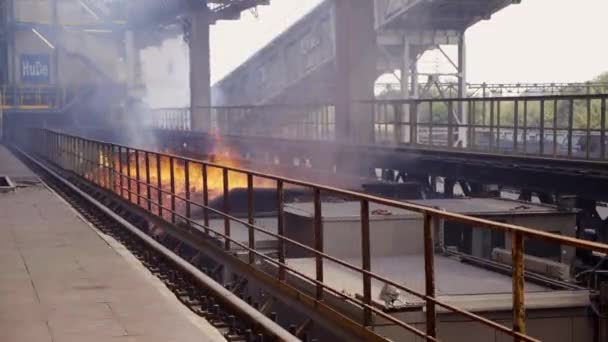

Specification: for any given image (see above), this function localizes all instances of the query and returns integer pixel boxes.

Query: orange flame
[89,138,273,215]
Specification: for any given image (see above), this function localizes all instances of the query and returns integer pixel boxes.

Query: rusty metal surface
[512,231,526,341]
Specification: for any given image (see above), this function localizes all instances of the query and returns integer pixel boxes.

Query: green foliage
[375,71,608,129]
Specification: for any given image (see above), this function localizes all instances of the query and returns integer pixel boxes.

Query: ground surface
[0,146,225,342]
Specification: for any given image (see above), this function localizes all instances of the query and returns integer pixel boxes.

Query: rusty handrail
[32,128,608,342]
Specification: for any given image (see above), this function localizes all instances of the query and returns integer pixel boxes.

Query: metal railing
[376,82,608,98]
[148,107,191,131]
[0,85,65,110]
[148,94,608,162]
[150,105,336,141]
[0,84,91,112]
[372,93,608,161]
[22,128,608,342]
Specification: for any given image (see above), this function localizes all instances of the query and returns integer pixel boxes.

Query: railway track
[12,146,302,342]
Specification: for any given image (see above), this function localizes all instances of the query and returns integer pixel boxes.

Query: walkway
[0,146,225,342]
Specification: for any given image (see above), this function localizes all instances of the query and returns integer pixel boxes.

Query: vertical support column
[457,31,467,147]
[400,36,412,143]
[423,214,436,338]
[189,8,212,132]
[334,0,376,143]
[512,231,526,341]
[52,0,59,85]
[360,199,371,326]
[6,0,15,84]
[401,37,411,99]
[410,48,419,99]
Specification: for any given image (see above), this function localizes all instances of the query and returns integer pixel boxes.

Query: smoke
[139,36,190,109]
[100,34,191,152]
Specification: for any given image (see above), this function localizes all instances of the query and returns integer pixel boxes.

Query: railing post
[57,134,61,164]
[566,100,574,156]
[145,152,151,211]
[77,140,84,182]
[223,168,231,250]
[95,142,101,185]
[552,100,558,157]
[66,135,70,170]
[447,101,454,147]
[94,142,99,184]
[247,174,255,265]
[55,134,59,166]
[496,100,501,150]
[523,101,528,153]
[86,139,91,180]
[586,95,591,159]
[156,154,163,217]
[185,160,191,221]
[313,188,323,300]
[467,99,474,149]
[109,145,116,194]
[395,103,403,144]
[81,138,85,180]
[513,100,519,152]
[104,144,110,188]
[512,230,525,341]
[126,148,132,201]
[202,164,210,233]
[85,139,90,180]
[67,136,71,171]
[135,150,141,206]
[539,100,545,155]
[429,102,434,146]
[68,136,72,171]
[601,98,606,160]
[410,102,418,145]
[83,138,88,178]
[169,157,176,223]
[489,100,495,152]
[73,137,77,174]
[360,200,372,326]
[118,146,125,198]
[423,213,436,338]
[277,180,286,280]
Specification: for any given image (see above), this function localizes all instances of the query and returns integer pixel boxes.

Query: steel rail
[16,145,301,342]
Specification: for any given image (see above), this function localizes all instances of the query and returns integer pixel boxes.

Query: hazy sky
[210,0,608,84]
[141,0,608,107]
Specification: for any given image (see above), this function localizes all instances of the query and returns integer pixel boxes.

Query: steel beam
[334,0,376,143]
[189,8,211,132]
[457,31,467,147]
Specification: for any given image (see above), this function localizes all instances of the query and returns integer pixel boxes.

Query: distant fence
[147,93,608,162]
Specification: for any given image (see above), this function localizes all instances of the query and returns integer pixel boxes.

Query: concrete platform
[0,146,225,342]
[0,144,37,182]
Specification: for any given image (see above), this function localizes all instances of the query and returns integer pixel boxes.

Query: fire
[88,138,273,218]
